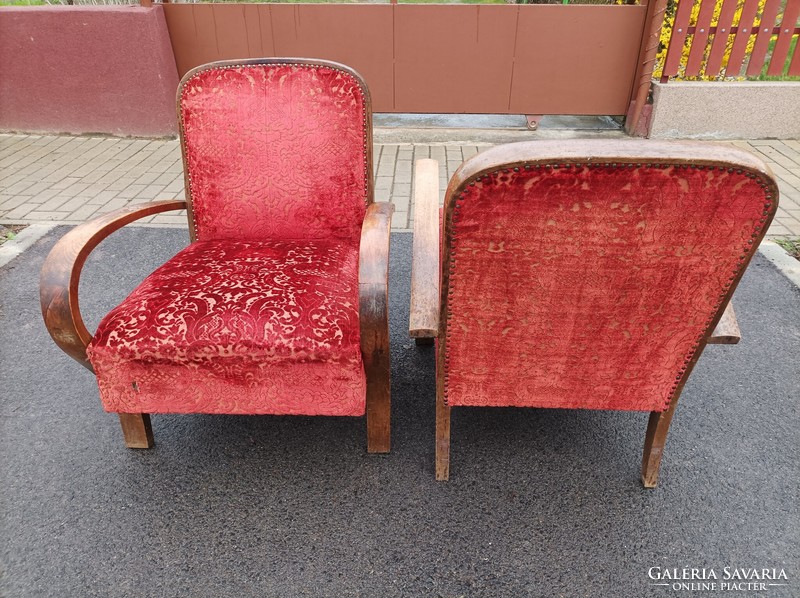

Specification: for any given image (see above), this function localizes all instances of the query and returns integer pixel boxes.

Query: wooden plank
[510,5,646,115]
[767,0,800,76]
[705,0,740,76]
[685,0,717,77]
[727,0,763,77]
[662,0,695,77]
[707,301,741,344]
[394,5,517,113]
[746,0,783,76]
[409,159,441,339]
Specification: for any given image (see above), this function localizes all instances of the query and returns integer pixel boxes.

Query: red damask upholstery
[416,140,779,483]
[443,162,771,412]
[87,239,364,416]
[41,59,392,452]
[180,62,368,243]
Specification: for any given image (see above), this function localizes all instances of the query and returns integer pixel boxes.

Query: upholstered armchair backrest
[178,59,372,243]
[439,140,776,413]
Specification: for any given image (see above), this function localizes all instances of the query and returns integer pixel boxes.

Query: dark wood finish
[40,200,188,370]
[409,159,440,340]
[642,398,677,488]
[432,140,779,486]
[119,413,154,449]
[39,200,186,448]
[707,302,741,345]
[435,380,451,481]
[641,325,708,487]
[359,202,394,454]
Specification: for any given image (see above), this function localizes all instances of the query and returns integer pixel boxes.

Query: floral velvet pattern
[443,164,771,412]
[180,63,368,243]
[87,239,366,416]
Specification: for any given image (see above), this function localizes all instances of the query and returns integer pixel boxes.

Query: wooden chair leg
[415,337,434,346]
[436,388,451,481]
[641,399,678,488]
[118,413,154,449]
[366,355,391,454]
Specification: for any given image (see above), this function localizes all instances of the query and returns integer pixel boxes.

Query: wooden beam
[409,159,441,339]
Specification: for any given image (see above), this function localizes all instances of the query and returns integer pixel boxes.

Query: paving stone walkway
[1,134,799,235]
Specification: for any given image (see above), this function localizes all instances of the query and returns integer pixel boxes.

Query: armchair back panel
[179,60,371,243]
[440,143,776,412]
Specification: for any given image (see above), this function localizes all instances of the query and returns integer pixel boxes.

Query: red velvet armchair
[40,59,393,453]
[409,140,778,486]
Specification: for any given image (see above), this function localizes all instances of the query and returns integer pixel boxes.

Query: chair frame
[40,58,393,454]
[409,140,777,486]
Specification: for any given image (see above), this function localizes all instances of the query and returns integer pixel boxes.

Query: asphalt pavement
[1,228,798,597]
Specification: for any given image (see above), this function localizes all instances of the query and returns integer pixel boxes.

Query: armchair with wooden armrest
[41,59,393,454]
[410,141,777,486]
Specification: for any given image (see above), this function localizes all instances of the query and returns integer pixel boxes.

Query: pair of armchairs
[40,59,778,487]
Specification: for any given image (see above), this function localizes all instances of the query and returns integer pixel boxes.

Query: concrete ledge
[759,240,800,289]
[0,7,179,137]
[649,81,800,140]
[0,224,56,269]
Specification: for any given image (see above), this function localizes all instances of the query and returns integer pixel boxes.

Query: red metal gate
[163,2,655,116]
[660,0,800,81]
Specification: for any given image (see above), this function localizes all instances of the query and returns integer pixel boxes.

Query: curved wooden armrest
[359,201,394,326]
[359,202,393,451]
[409,159,440,339]
[707,301,741,344]
[39,200,188,371]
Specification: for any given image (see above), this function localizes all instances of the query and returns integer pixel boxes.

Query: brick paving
[1,134,799,235]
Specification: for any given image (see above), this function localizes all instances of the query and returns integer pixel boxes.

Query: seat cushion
[87,239,365,416]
